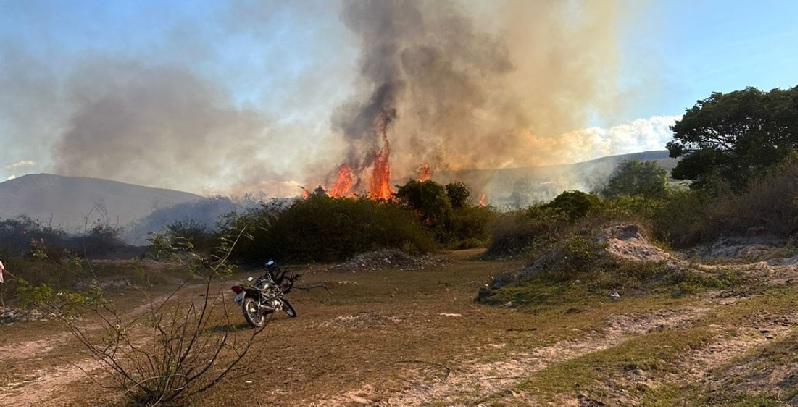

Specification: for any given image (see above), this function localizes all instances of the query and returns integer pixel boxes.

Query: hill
[0,173,203,234]
[0,151,677,236]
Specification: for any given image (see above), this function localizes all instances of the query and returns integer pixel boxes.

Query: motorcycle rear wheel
[242,296,266,327]
[282,299,297,318]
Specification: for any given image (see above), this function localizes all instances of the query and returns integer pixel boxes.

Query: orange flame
[300,187,309,200]
[417,164,431,182]
[479,193,486,207]
[368,112,394,200]
[320,110,396,200]
[329,165,355,198]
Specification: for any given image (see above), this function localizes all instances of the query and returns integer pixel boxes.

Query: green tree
[445,181,471,208]
[599,159,669,199]
[667,85,798,192]
[395,180,453,225]
[542,190,602,222]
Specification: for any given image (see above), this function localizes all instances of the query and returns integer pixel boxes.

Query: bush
[483,191,602,259]
[649,161,798,248]
[528,232,612,282]
[483,206,560,259]
[541,190,603,222]
[229,195,437,264]
[164,219,218,254]
[598,159,669,199]
[0,216,127,260]
[441,205,495,248]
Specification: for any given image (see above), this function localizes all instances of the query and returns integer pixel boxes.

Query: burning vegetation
[304,0,626,205]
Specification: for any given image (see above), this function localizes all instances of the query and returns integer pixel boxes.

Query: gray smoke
[324,0,628,194]
[53,60,273,191]
[1,0,635,199]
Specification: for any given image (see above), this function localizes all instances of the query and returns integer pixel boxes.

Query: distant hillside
[0,174,203,234]
[0,152,678,238]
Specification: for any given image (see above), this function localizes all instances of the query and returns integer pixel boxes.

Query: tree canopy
[667,85,798,192]
[599,159,669,199]
[394,179,453,225]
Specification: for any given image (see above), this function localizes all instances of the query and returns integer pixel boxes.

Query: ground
[2,227,798,406]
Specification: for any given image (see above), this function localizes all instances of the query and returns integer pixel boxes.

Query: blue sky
[0,0,796,196]
[625,0,798,118]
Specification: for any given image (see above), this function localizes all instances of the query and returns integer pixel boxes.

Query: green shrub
[229,195,436,264]
[541,190,603,222]
[649,162,798,247]
[442,205,495,248]
[649,189,715,248]
[484,209,558,259]
[531,232,612,282]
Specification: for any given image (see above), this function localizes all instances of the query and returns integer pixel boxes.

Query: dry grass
[2,248,798,406]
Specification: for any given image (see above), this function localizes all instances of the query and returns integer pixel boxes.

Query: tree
[599,159,669,199]
[394,180,453,225]
[667,85,798,192]
[445,181,471,208]
[542,190,602,222]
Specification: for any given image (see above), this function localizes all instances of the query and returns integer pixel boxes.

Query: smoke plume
[321,0,629,194]
[0,0,647,199]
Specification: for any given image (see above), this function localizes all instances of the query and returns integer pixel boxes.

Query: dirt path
[309,288,796,407]
[0,288,208,406]
[308,227,798,406]
[313,305,715,406]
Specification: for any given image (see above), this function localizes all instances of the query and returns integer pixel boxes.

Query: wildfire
[329,165,355,198]
[479,193,486,207]
[317,110,396,200]
[368,114,393,200]
[417,164,431,182]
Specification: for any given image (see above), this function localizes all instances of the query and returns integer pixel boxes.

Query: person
[0,259,16,310]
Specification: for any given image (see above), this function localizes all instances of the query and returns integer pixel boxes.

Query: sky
[1,0,797,197]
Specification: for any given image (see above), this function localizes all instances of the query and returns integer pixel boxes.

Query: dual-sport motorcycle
[231,260,299,328]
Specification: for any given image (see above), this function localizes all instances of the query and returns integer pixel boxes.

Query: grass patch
[509,328,714,404]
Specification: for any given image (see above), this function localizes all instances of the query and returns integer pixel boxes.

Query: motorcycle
[230,260,299,328]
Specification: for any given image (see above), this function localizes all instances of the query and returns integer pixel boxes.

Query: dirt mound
[326,249,447,272]
[492,224,674,289]
[598,224,674,263]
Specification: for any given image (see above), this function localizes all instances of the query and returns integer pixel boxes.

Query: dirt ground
[3,228,798,406]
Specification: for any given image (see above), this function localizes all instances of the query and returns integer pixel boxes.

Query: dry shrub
[711,163,798,237]
[650,162,798,248]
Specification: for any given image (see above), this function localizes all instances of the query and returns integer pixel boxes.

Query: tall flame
[368,113,394,200]
[329,165,355,198]
[479,193,486,207]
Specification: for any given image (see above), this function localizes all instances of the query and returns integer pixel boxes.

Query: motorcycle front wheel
[282,299,297,318]
[242,296,266,327]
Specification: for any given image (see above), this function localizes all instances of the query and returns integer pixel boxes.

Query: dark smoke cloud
[327,0,628,192]
[2,0,636,199]
[1,1,349,195]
